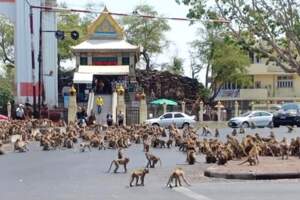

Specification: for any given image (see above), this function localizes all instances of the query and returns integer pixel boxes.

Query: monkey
[118,148,124,159]
[280,137,289,160]
[239,155,257,166]
[107,157,130,173]
[129,168,149,187]
[79,142,91,152]
[214,128,220,138]
[186,149,196,165]
[202,126,212,136]
[143,141,150,152]
[166,168,191,188]
[287,125,294,133]
[167,139,173,148]
[0,142,4,155]
[14,139,29,152]
[250,121,256,129]
[231,128,237,136]
[145,152,162,168]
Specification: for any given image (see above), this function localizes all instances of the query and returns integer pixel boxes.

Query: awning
[78,65,129,76]
[73,72,93,84]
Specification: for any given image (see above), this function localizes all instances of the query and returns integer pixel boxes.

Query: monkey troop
[129,168,149,187]
[107,157,130,173]
[145,152,162,168]
[166,168,191,188]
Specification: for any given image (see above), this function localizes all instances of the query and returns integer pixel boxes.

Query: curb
[204,170,300,180]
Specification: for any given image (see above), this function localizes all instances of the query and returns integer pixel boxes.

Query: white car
[228,111,273,128]
[145,112,196,128]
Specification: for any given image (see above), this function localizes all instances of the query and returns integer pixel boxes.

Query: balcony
[216,88,268,100]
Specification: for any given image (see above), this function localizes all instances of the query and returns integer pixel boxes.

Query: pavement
[205,157,300,180]
[1,127,300,200]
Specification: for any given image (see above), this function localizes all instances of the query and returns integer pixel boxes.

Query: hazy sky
[57,0,203,81]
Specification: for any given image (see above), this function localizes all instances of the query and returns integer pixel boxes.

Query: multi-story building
[216,52,300,115]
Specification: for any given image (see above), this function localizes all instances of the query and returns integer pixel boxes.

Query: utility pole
[29,7,37,118]
[38,9,43,118]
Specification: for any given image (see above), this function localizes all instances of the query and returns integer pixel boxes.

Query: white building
[0,0,58,107]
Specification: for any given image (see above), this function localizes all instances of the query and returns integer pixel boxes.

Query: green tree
[122,4,171,71]
[57,3,85,67]
[0,65,14,114]
[0,15,14,65]
[166,56,184,75]
[176,0,300,74]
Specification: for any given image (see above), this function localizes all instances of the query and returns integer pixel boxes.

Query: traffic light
[70,31,79,40]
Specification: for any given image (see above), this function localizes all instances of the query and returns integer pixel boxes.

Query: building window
[277,75,293,88]
[80,57,88,65]
[122,57,130,65]
[92,57,117,65]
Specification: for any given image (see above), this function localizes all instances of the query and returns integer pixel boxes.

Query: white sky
[58,0,204,82]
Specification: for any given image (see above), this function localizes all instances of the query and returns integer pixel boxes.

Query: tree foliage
[0,65,14,114]
[176,0,300,74]
[121,4,171,71]
[0,16,14,65]
[166,56,184,75]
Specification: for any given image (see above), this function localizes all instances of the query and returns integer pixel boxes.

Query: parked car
[273,103,300,127]
[228,111,273,128]
[145,112,196,128]
[0,114,8,121]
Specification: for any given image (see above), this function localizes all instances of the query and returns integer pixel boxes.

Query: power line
[29,5,230,24]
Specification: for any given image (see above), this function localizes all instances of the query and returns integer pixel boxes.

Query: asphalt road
[1,127,300,200]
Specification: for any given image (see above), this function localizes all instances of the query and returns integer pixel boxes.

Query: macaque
[186,150,196,165]
[143,142,150,152]
[215,128,220,138]
[167,139,173,148]
[145,152,161,168]
[280,137,289,160]
[79,142,91,152]
[239,127,245,134]
[0,142,4,155]
[166,168,191,188]
[14,139,29,152]
[107,157,130,173]
[129,168,149,187]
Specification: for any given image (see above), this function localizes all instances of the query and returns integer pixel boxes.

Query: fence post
[216,101,223,122]
[181,101,186,113]
[199,101,203,122]
[163,103,167,114]
[234,101,239,117]
[67,86,77,124]
[139,93,147,124]
[7,101,11,120]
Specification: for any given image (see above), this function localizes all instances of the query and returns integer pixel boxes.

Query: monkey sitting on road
[214,128,220,138]
[239,127,245,134]
[167,139,173,148]
[166,168,191,188]
[107,157,130,173]
[0,142,4,155]
[79,142,91,152]
[186,149,196,165]
[14,139,29,153]
[231,128,237,136]
[287,125,294,133]
[202,126,212,136]
[280,137,289,160]
[145,152,162,168]
[129,168,149,187]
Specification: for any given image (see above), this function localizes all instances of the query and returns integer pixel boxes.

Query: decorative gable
[87,7,124,40]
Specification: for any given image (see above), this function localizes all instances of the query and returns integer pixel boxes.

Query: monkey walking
[79,142,91,152]
[145,152,162,168]
[107,157,130,173]
[202,126,212,136]
[129,168,149,187]
[166,168,191,188]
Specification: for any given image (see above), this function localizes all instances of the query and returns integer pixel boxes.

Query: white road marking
[174,187,213,200]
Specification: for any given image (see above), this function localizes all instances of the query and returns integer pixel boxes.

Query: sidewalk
[204,157,300,180]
